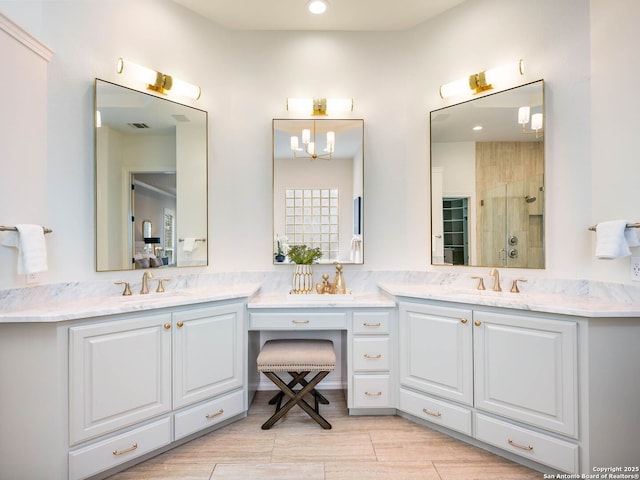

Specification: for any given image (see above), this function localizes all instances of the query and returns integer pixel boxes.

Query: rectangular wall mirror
[95,79,208,271]
[273,118,364,265]
[430,80,545,268]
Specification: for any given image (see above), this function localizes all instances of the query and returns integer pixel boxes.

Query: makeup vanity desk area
[246,291,397,415]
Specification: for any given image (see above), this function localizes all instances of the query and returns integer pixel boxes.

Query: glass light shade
[326,131,335,151]
[325,98,353,114]
[287,98,314,113]
[484,59,524,88]
[307,142,316,156]
[95,110,102,128]
[302,129,311,145]
[168,77,201,100]
[290,136,299,150]
[531,113,543,130]
[518,106,531,125]
[116,58,159,86]
[439,77,469,99]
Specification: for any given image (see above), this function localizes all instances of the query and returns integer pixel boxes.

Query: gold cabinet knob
[177,321,184,328]
[164,323,171,330]
[461,318,468,324]
[474,320,482,327]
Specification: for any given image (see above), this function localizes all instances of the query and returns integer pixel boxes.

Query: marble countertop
[378,282,640,317]
[248,291,396,309]
[0,283,261,323]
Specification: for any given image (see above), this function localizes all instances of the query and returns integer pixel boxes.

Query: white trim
[0,12,54,62]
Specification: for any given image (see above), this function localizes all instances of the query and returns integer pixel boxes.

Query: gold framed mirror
[430,80,545,268]
[95,79,208,271]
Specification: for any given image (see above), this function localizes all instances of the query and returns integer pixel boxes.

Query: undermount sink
[115,291,193,304]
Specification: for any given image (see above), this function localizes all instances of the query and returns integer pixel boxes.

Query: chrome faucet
[489,268,501,292]
[141,271,153,294]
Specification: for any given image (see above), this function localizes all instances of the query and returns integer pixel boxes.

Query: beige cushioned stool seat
[257,339,336,372]
[257,339,335,430]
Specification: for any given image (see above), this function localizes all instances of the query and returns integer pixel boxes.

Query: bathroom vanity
[1,280,638,479]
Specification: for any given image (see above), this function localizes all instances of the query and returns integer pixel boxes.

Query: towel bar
[178,238,206,242]
[0,225,53,234]
[588,222,640,231]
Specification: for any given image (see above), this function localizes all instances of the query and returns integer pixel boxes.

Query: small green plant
[286,244,323,264]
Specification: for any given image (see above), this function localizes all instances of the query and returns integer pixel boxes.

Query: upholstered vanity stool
[256,339,335,430]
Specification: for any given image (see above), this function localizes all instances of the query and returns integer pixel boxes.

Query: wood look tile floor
[107,390,544,480]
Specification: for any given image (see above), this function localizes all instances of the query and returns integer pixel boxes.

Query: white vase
[291,264,314,294]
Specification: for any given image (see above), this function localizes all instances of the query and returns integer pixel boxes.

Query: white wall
[0,0,637,290]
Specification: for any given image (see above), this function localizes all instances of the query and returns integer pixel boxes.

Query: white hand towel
[595,220,631,259]
[182,237,197,252]
[624,227,640,248]
[1,224,48,274]
[349,235,362,263]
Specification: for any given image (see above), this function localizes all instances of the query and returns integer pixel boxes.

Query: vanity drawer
[352,311,390,334]
[475,413,578,474]
[399,388,472,436]
[174,389,245,440]
[249,312,347,330]
[69,417,171,480]
[352,337,390,371]
[352,375,392,408]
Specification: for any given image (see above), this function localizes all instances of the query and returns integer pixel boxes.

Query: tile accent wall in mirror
[430,80,545,268]
[273,119,364,265]
[94,79,208,271]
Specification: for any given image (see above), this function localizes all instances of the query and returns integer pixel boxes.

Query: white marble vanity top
[248,291,396,309]
[0,283,261,323]
[378,282,640,317]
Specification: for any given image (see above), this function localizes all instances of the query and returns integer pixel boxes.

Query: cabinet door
[473,311,578,437]
[173,303,244,409]
[399,302,473,406]
[69,313,172,444]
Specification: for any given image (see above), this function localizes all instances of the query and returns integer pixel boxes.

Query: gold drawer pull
[474,320,482,327]
[365,391,382,396]
[292,320,310,324]
[363,322,381,327]
[112,443,138,456]
[461,318,468,324]
[422,407,442,418]
[177,321,184,328]
[164,323,171,330]
[206,408,224,419]
[508,438,534,451]
[364,353,382,359]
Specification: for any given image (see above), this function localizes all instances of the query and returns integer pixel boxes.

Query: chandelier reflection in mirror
[290,120,335,160]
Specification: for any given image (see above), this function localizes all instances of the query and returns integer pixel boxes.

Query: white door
[173,303,244,409]
[399,302,473,406]
[69,313,172,444]
[473,311,578,437]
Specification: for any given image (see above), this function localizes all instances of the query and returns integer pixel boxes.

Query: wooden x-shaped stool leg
[261,370,332,430]
[268,371,330,410]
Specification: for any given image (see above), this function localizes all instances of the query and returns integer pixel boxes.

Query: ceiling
[171,0,466,31]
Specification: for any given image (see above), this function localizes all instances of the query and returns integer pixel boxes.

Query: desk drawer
[175,389,245,440]
[352,337,390,371]
[352,311,390,334]
[249,312,347,330]
[352,375,392,408]
[69,417,171,480]
[399,388,472,436]
[475,413,578,474]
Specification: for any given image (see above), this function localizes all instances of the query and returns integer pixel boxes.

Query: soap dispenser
[334,263,346,294]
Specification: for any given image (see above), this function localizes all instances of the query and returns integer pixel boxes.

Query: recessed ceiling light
[473,125,483,131]
[308,0,328,15]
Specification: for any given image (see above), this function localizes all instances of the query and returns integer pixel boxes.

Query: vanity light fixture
[439,59,525,99]
[518,106,544,138]
[116,57,201,100]
[308,0,328,14]
[287,97,353,116]
[290,120,335,160]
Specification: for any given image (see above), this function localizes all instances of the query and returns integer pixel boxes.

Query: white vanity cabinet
[67,301,246,480]
[398,300,579,474]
